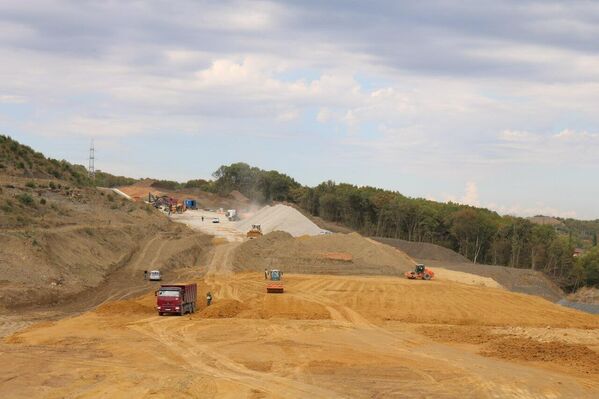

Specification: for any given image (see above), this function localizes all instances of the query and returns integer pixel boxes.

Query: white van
[149,270,162,281]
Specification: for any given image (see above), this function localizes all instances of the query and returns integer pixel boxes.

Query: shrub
[17,161,25,169]
[17,193,34,206]
[40,198,47,205]
[26,181,36,188]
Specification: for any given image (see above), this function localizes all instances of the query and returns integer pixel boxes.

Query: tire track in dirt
[133,320,346,399]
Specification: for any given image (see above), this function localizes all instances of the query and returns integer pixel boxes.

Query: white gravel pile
[236,204,327,237]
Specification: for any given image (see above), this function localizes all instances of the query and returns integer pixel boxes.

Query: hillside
[0,137,212,310]
[0,135,137,188]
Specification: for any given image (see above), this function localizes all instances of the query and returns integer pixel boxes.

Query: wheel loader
[405,264,434,280]
[266,269,284,293]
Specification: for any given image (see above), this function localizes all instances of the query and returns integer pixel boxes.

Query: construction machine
[247,225,263,239]
[405,264,435,280]
[266,269,284,293]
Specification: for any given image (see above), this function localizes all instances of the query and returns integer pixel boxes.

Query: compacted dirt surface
[2,242,599,399]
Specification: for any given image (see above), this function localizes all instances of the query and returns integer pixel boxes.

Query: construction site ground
[2,178,599,398]
[2,242,599,398]
[170,209,245,242]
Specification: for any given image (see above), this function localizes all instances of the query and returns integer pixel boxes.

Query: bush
[26,181,36,188]
[1,200,13,213]
[40,198,47,205]
[17,161,25,169]
[17,193,34,206]
[49,181,56,190]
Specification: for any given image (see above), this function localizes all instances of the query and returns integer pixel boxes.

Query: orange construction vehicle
[405,264,434,280]
[247,225,263,239]
[266,269,284,293]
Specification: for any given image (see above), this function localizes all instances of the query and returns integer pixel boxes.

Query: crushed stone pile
[233,231,417,276]
[235,204,327,237]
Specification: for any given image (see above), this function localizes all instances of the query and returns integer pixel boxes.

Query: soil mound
[198,299,248,318]
[373,237,469,263]
[236,204,326,237]
[481,337,599,374]
[233,231,416,276]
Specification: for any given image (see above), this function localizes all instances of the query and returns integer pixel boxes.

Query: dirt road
[2,256,598,398]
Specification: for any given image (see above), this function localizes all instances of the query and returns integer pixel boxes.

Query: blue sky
[1,1,599,219]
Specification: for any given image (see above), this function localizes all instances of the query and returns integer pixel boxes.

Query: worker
[201,216,204,222]
[264,269,268,279]
[206,292,212,306]
[143,270,148,280]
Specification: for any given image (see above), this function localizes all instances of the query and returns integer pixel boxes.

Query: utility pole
[88,139,95,179]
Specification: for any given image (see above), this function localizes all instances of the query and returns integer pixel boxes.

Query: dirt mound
[373,237,470,263]
[233,231,416,276]
[198,299,248,318]
[236,204,326,237]
[482,337,599,374]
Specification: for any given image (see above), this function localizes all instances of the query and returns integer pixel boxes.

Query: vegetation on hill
[211,163,599,291]
[0,135,137,188]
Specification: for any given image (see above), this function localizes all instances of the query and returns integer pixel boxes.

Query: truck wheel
[158,312,163,316]
[423,273,431,280]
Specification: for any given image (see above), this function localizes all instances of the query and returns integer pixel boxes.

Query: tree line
[210,163,599,290]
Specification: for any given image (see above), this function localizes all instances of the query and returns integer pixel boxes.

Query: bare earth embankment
[1,246,598,398]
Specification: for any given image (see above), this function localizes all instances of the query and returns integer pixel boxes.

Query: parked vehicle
[212,217,220,223]
[149,270,162,281]
[156,284,197,316]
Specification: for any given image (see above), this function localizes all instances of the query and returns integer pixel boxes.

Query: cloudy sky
[1,1,599,219]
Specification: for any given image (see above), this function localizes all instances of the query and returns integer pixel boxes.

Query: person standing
[264,269,269,279]
[206,292,213,306]
[143,270,148,280]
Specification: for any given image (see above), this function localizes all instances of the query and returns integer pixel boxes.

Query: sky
[1,1,599,219]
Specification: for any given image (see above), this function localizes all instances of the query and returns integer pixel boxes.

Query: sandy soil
[170,209,245,242]
[1,244,598,398]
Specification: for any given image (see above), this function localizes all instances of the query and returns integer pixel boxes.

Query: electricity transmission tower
[88,139,95,179]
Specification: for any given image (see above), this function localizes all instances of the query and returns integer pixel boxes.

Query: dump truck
[226,209,238,221]
[266,269,284,293]
[405,264,435,280]
[247,224,263,239]
[156,283,197,316]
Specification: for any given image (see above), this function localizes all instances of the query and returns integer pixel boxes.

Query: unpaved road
[0,230,209,338]
[170,209,245,242]
[1,244,599,398]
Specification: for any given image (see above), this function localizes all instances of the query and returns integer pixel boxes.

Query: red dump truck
[156,283,197,316]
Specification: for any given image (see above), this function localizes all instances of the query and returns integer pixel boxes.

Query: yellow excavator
[247,224,263,239]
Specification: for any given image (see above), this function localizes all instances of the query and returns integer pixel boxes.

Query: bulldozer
[247,224,263,239]
[405,264,435,280]
[266,269,284,293]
